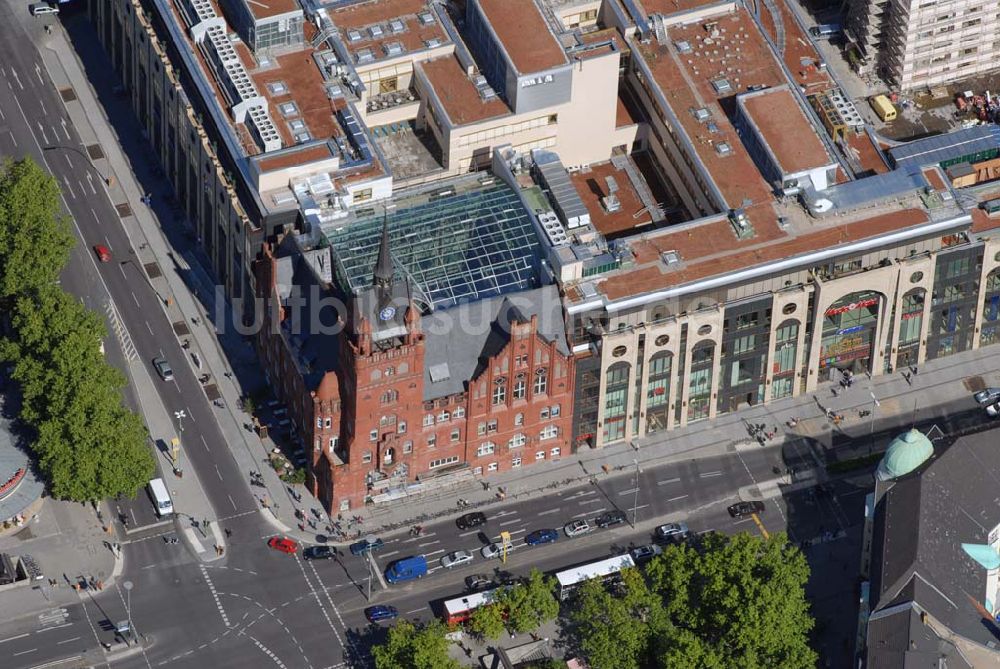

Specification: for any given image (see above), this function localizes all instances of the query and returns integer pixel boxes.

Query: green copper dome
[876,429,934,481]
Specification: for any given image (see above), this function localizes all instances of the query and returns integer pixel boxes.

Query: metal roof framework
[889,126,1000,169]
[324,181,542,311]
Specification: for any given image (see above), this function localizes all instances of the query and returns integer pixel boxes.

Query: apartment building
[846,0,1000,90]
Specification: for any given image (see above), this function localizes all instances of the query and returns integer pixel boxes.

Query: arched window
[381,389,398,405]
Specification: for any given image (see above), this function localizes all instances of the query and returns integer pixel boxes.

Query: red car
[93,244,112,263]
[267,537,299,554]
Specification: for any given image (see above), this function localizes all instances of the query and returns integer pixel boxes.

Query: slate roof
[867,430,1000,665]
[421,284,568,400]
[866,605,972,669]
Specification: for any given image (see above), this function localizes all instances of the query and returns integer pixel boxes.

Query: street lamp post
[631,441,641,528]
[123,580,135,646]
[868,390,880,455]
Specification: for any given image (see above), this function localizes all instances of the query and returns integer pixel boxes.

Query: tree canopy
[569,532,816,669]
[0,158,154,501]
[372,620,461,669]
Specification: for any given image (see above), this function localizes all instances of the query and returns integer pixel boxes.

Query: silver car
[153,357,174,381]
[564,520,592,538]
[656,522,690,543]
[440,550,474,569]
[480,541,513,560]
[975,388,1000,405]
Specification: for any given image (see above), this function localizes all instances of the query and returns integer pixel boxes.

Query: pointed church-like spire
[373,217,394,290]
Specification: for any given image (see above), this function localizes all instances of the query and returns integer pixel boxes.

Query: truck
[870,95,897,122]
[385,555,427,584]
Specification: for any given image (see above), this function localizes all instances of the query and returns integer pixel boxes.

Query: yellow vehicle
[870,95,897,122]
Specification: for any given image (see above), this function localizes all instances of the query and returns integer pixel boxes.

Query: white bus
[148,478,174,517]
[555,554,635,600]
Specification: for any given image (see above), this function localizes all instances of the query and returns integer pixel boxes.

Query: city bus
[441,587,505,624]
[554,554,636,600]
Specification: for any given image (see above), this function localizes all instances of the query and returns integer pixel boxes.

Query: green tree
[0,158,73,298]
[647,532,816,669]
[468,602,506,640]
[569,568,657,669]
[372,620,461,669]
[501,568,560,634]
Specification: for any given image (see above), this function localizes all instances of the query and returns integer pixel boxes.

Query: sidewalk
[38,24,227,561]
[44,14,1000,551]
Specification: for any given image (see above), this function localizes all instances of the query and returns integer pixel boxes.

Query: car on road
[303,546,336,560]
[655,522,689,543]
[525,529,559,546]
[441,550,474,569]
[481,541,514,560]
[152,357,174,381]
[349,537,384,556]
[30,3,59,16]
[563,520,592,538]
[630,544,663,564]
[988,402,1000,418]
[728,501,766,518]
[595,510,627,528]
[267,537,298,554]
[456,512,487,530]
[465,574,493,591]
[93,244,112,263]
[364,605,399,623]
[975,388,1000,405]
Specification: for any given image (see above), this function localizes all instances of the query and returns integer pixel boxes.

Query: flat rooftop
[637,10,784,208]
[420,56,511,126]
[328,0,449,64]
[640,0,735,17]
[570,161,657,238]
[477,0,568,74]
[245,0,302,20]
[740,86,832,174]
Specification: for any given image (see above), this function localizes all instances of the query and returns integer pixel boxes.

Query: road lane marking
[145,321,154,335]
[417,540,439,547]
[573,509,602,518]
[405,608,423,615]
[632,504,650,511]
[56,636,80,645]
[699,471,722,478]
[380,550,398,558]
[61,175,75,198]
[131,291,140,308]
[498,519,520,527]
[35,624,72,633]
[14,649,37,656]
[26,657,82,669]
[0,633,29,644]
[60,118,70,141]
[617,488,638,496]
[458,530,479,537]
[62,153,71,168]
[200,435,209,451]
[578,498,601,505]
[228,494,236,511]
[425,549,445,557]
[657,478,680,486]
[215,464,222,480]
[34,64,43,86]
[667,495,688,502]
[537,508,560,516]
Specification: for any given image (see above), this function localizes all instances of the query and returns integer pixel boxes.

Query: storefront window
[899,291,924,345]
[819,292,880,377]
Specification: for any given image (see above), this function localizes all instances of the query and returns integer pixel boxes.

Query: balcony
[366,88,418,114]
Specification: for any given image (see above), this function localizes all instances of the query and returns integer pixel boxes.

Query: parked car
[987,402,1000,417]
[975,388,1000,405]
[441,550,474,569]
[456,512,487,530]
[465,574,494,591]
[655,522,689,543]
[564,520,592,538]
[152,357,173,381]
[29,3,59,16]
[728,501,766,518]
[525,529,559,546]
[349,537,384,556]
[364,605,399,623]
[481,541,514,560]
[630,544,663,564]
[267,537,298,554]
[93,244,112,263]
[595,510,627,528]
[303,545,336,560]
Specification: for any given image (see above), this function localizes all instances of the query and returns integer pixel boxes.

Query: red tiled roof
[570,162,654,238]
[257,144,338,172]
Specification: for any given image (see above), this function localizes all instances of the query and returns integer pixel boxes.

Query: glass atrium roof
[322,177,543,311]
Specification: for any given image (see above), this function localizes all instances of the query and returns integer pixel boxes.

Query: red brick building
[254,227,574,513]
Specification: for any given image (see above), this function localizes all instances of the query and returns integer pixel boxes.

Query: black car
[727,501,766,518]
[303,545,336,560]
[456,512,487,530]
[595,510,627,528]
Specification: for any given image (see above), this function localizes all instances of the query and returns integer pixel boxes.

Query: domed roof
[876,429,934,481]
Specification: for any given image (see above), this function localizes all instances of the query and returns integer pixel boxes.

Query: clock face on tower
[379,306,397,322]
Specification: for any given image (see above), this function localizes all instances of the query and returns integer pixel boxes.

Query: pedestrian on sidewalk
[911,366,918,376]
[903,371,912,385]
[224,528,232,538]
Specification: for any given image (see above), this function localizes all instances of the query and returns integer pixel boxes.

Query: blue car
[350,537,384,556]
[364,605,399,623]
[525,529,559,546]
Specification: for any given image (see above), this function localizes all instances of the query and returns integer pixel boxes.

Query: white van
[148,478,174,517]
